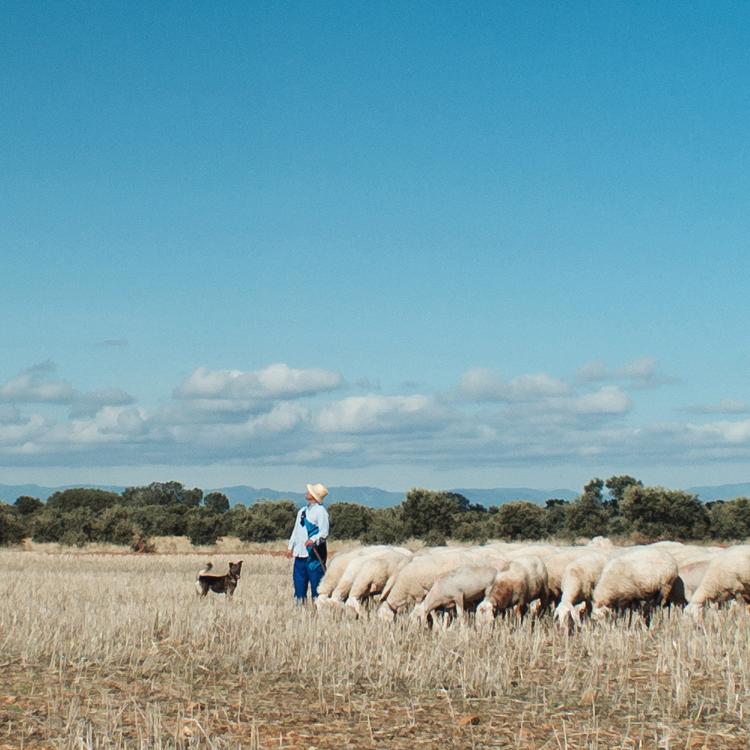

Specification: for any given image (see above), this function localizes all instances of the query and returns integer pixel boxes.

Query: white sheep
[554,551,609,630]
[314,547,369,607]
[506,544,562,561]
[344,548,413,617]
[417,560,510,627]
[315,545,399,610]
[677,557,715,602]
[587,536,615,550]
[650,541,724,566]
[475,555,548,624]
[686,545,750,622]
[377,548,481,621]
[322,545,408,608]
[591,546,678,622]
[543,548,595,605]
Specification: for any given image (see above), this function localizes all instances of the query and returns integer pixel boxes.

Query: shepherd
[286,482,330,603]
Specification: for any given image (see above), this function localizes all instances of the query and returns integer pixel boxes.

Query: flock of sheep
[314,540,750,628]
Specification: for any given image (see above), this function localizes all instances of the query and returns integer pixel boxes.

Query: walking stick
[310,543,327,573]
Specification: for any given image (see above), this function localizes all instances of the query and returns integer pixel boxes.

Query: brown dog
[195,560,243,598]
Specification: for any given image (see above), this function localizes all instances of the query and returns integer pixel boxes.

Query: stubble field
[1,545,749,749]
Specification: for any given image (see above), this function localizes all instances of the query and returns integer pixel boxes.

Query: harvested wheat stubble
[0,549,748,749]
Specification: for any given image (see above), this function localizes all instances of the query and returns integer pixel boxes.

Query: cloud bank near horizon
[1,359,749,476]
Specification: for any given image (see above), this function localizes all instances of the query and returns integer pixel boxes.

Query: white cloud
[682,399,750,415]
[0,363,77,403]
[153,398,264,426]
[686,419,750,445]
[175,363,343,400]
[69,388,135,418]
[0,405,23,424]
[571,386,632,415]
[576,357,677,388]
[317,394,446,434]
[459,368,570,402]
[1,358,749,478]
[576,360,608,382]
[0,363,134,419]
[0,414,48,447]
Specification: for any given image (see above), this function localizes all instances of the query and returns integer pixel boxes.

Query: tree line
[1,476,749,548]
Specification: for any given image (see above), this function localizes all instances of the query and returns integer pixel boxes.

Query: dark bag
[311,540,327,566]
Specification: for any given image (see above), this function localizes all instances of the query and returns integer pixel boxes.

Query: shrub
[235,501,297,543]
[493,502,547,540]
[204,492,230,514]
[46,488,121,513]
[621,486,709,540]
[709,498,750,541]
[329,502,373,539]
[423,529,447,547]
[95,506,139,545]
[401,489,470,538]
[362,507,408,545]
[186,510,224,546]
[0,505,26,546]
[14,495,44,516]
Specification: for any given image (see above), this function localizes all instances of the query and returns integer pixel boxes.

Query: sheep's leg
[455,595,466,624]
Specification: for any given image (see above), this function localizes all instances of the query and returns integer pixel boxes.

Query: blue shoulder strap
[303,514,320,539]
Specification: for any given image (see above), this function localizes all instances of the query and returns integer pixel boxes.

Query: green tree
[46,488,121,513]
[122,481,203,507]
[204,492,230,514]
[544,498,570,536]
[94,506,140,545]
[58,507,97,546]
[14,495,44,516]
[423,528,447,546]
[565,478,610,538]
[620,485,709,540]
[451,517,490,543]
[235,501,297,543]
[31,507,70,543]
[328,502,373,539]
[186,509,223,546]
[401,488,470,538]
[493,502,547,540]
[362,507,408,545]
[709,498,750,540]
[604,475,642,513]
[0,505,26,546]
[128,504,190,536]
[222,504,250,536]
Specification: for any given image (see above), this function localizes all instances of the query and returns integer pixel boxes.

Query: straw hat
[306,483,329,503]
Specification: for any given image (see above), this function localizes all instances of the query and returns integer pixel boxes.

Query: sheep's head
[475,599,495,625]
[377,602,396,623]
[573,601,588,626]
[685,602,705,623]
[590,601,611,621]
[315,594,339,614]
[553,603,573,630]
[489,579,515,611]
[344,596,361,619]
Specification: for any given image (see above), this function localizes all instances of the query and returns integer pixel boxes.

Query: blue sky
[1,2,749,492]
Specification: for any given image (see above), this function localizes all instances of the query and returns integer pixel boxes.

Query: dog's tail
[197,561,213,578]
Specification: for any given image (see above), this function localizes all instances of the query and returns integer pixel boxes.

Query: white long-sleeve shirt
[288,502,329,558]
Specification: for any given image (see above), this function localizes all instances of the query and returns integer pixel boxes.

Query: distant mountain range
[686,483,750,502]
[2,481,750,507]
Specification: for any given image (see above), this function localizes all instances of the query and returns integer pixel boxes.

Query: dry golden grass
[1,547,748,749]
[20,537,398,557]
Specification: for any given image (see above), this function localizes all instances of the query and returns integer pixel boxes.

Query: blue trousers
[293,555,325,601]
